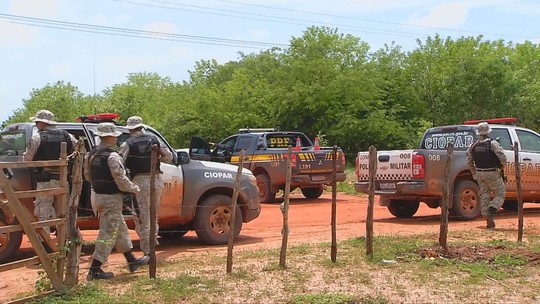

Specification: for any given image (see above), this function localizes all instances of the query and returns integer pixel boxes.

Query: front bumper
[240,176,261,222]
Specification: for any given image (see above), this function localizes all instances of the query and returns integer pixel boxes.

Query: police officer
[23,110,77,234]
[119,116,172,261]
[84,122,147,280]
[466,122,507,229]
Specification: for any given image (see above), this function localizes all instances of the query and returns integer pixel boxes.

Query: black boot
[486,207,497,229]
[87,259,114,281]
[124,250,146,272]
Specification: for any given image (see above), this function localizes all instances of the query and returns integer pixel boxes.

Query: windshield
[0,130,26,156]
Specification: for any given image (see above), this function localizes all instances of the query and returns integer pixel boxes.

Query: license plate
[379,182,396,190]
[312,175,326,182]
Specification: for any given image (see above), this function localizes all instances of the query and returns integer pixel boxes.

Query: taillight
[412,154,425,179]
[341,152,346,169]
[291,154,297,167]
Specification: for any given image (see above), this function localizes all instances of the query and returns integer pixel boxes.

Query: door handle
[523,157,532,161]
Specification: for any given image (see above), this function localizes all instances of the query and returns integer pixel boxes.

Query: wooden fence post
[515,142,524,242]
[149,145,158,278]
[330,146,337,262]
[366,146,377,256]
[227,150,245,273]
[439,142,453,250]
[279,146,292,268]
[65,142,85,286]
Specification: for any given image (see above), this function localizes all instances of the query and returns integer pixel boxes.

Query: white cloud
[9,0,62,17]
[49,62,72,77]
[249,29,270,40]
[144,22,178,34]
[0,20,39,46]
[407,2,469,28]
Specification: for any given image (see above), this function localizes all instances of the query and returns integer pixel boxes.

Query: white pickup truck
[355,118,540,220]
[0,116,261,263]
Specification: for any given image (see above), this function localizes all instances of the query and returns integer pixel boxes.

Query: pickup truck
[354,118,540,220]
[0,116,261,263]
[189,128,346,203]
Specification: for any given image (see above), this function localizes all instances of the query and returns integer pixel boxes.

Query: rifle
[500,167,508,183]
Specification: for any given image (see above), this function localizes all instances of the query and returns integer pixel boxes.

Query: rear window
[265,133,311,148]
[420,129,475,151]
[0,130,26,156]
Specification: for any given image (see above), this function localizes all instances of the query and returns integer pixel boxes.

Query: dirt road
[2,193,540,302]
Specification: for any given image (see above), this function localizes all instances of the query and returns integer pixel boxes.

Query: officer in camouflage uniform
[466,122,507,229]
[23,110,77,234]
[119,116,172,261]
[84,122,147,280]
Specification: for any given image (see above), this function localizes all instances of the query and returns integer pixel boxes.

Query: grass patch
[26,229,540,304]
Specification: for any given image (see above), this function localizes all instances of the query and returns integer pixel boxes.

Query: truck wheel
[387,200,420,218]
[0,212,23,263]
[193,194,242,245]
[301,186,324,199]
[256,173,276,203]
[450,180,481,220]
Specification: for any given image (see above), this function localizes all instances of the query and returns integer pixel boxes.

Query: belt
[476,168,499,172]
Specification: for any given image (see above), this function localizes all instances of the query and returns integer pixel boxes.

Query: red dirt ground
[2,193,540,302]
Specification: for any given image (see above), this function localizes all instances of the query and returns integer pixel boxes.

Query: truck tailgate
[296,150,343,175]
[356,150,414,190]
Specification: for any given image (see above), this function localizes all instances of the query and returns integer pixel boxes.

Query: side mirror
[177,151,190,165]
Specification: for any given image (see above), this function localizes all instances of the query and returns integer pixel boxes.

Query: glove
[133,185,141,193]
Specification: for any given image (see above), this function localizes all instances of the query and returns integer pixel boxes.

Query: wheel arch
[450,170,477,209]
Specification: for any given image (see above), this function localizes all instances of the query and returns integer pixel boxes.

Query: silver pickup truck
[354,118,540,220]
[0,118,261,263]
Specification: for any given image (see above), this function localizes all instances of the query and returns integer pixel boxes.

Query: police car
[0,113,261,263]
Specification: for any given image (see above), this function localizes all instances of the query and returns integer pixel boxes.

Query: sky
[1,0,539,123]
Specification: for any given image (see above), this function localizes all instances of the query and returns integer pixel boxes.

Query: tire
[301,186,324,199]
[255,173,276,203]
[0,212,23,264]
[502,200,518,211]
[193,194,242,245]
[450,180,481,220]
[387,200,420,218]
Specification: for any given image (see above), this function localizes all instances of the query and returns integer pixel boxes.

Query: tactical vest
[34,128,73,161]
[125,134,161,177]
[472,139,501,169]
[90,147,121,194]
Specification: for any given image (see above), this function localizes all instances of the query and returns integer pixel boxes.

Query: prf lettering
[270,137,292,146]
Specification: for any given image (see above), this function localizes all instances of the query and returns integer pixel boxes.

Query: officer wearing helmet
[466,122,507,229]
[23,110,77,234]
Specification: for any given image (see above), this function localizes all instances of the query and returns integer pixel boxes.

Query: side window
[516,130,540,152]
[490,128,512,150]
[216,136,238,156]
[235,136,253,152]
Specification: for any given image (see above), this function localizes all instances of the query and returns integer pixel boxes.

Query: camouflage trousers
[476,170,506,217]
[34,180,59,234]
[132,174,163,255]
[92,193,133,263]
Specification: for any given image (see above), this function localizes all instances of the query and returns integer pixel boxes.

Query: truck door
[490,128,515,192]
[146,129,184,219]
[514,129,540,196]
[231,134,256,170]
